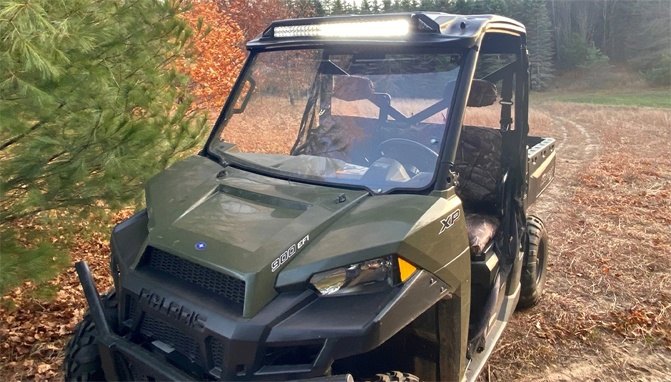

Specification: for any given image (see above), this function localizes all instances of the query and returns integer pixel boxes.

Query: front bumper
[76,260,450,381]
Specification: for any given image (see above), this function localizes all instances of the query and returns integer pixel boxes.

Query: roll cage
[202,11,531,304]
[205,14,528,198]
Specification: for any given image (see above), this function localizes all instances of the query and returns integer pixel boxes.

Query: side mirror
[233,78,256,114]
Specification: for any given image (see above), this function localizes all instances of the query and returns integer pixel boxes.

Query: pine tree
[371,0,381,13]
[484,0,509,15]
[512,0,555,89]
[345,1,357,13]
[321,0,333,14]
[332,0,345,14]
[0,0,208,290]
[624,0,671,85]
[312,0,326,16]
[360,0,372,13]
[420,0,436,11]
[433,0,451,12]
[469,0,489,13]
[453,0,470,13]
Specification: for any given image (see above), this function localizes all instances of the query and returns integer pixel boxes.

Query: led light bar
[273,19,411,39]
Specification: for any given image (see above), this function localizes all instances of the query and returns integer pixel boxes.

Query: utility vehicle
[65,12,556,382]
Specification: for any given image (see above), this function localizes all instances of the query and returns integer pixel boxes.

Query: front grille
[125,299,228,375]
[210,339,226,370]
[143,247,245,305]
[141,315,203,364]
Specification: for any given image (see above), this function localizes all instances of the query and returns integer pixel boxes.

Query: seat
[465,213,499,254]
[455,125,504,255]
[452,80,503,255]
[455,125,503,210]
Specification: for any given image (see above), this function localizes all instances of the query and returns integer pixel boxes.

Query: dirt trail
[529,112,599,218]
[485,103,671,381]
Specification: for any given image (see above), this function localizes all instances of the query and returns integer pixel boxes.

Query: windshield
[209,49,462,193]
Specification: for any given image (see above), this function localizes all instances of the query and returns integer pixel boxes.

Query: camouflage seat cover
[454,125,503,210]
[455,125,503,254]
[465,213,499,254]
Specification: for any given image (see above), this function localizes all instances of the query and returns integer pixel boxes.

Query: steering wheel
[378,138,439,174]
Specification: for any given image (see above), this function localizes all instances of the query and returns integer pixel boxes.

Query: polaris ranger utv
[64,12,556,382]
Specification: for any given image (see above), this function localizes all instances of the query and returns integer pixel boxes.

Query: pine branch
[0,121,45,151]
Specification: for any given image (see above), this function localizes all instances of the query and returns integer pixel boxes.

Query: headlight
[309,256,417,296]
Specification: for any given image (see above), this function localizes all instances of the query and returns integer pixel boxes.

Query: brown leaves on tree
[216,0,299,43]
[180,0,308,112]
[178,1,247,110]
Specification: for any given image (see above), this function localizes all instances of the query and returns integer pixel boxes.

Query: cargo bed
[526,136,556,207]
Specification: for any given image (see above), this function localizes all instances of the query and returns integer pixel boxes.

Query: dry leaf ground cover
[1,101,670,380]
[485,103,671,381]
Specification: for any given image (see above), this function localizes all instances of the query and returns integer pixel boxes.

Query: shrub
[558,33,609,70]
[641,54,671,87]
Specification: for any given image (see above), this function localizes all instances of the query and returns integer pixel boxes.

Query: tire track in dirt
[538,348,671,382]
[486,103,671,382]
[529,111,599,219]
[481,106,604,381]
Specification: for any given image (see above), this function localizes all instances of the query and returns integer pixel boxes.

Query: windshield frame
[204,43,474,195]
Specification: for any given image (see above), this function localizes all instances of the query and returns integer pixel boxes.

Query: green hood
[145,156,460,317]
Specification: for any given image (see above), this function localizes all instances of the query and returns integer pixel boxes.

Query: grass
[537,88,671,108]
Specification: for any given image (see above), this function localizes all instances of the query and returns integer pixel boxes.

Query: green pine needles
[0,0,207,223]
[0,0,208,292]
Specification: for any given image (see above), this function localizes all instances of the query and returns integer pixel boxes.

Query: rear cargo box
[526,136,556,207]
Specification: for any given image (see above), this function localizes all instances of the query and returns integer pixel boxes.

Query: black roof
[247,12,526,50]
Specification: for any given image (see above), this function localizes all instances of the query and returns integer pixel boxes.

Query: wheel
[63,292,118,382]
[64,314,106,381]
[378,138,438,173]
[371,371,420,382]
[517,216,549,309]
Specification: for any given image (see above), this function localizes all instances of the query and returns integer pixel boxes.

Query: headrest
[468,79,497,107]
[333,75,375,101]
[444,79,498,107]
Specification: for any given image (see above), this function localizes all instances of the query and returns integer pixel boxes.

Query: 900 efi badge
[271,234,310,272]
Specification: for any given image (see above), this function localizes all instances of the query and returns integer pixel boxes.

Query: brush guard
[74,261,353,382]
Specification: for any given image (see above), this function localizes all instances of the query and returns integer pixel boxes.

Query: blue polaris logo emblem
[195,241,207,251]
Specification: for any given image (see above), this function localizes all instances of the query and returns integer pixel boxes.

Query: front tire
[63,292,117,381]
[64,314,106,381]
[517,216,549,309]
